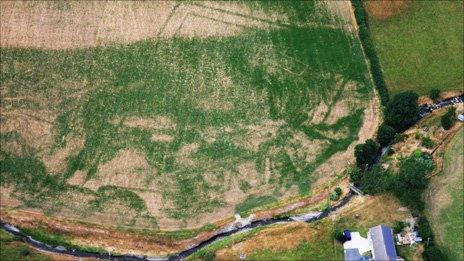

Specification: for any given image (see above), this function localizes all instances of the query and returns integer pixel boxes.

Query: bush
[354,139,380,167]
[417,217,447,261]
[421,137,434,149]
[361,165,391,195]
[441,107,456,130]
[393,133,407,143]
[393,154,434,212]
[332,229,345,242]
[416,216,433,240]
[330,187,343,201]
[393,221,405,233]
[429,89,440,101]
[330,192,340,201]
[376,124,396,146]
[349,167,363,185]
[351,0,389,105]
[385,91,420,132]
[423,246,447,261]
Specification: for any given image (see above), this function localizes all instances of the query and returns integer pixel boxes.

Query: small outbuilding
[457,114,464,122]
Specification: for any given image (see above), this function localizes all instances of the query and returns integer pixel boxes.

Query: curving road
[1,94,463,260]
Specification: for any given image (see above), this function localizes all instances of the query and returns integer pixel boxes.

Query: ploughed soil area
[364,1,408,21]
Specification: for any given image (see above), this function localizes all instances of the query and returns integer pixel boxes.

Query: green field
[0,1,373,228]
[367,1,463,95]
[427,127,463,261]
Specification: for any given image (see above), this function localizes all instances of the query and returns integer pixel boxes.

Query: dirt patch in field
[0,187,22,207]
[151,134,174,143]
[42,136,84,174]
[118,116,176,131]
[290,132,329,163]
[0,109,56,152]
[234,120,283,152]
[0,139,25,157]
[365,1,408,21]
[135,190,184,230]
[175,143,199,167]
[67,170,87,186]
[0,1,282,49]
[83,149,154,191]
[325,99,351,125]
[309,101,329,124]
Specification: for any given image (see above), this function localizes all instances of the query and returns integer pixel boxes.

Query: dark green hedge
[351,0,389,105]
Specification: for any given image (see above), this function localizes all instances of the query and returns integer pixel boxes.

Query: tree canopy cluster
[384,91,420,133]
[441,107,456,130]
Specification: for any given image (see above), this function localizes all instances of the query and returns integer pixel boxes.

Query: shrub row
[351,0,389,105]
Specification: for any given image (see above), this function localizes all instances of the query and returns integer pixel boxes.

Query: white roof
[343,232,371,254]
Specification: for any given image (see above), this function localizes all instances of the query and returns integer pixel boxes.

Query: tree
[354,139,380,167]
[361,165,391,194]
[423,246,446,261]
[441,107,456,130]
[429,89,440,101]
[376,124,396,146]
[421,137,434,149]
[384,91,419,132]
[393,221,406,233]
[349,167,363,185]
[392,155,433,212]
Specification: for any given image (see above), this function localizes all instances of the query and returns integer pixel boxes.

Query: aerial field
[425,127,463,261]
[365,1,464,95]
[0,1,375,231]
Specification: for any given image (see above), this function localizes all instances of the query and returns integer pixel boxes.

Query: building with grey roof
[344,248,362,261]
[343,224,403,261]
[368,225,400,261]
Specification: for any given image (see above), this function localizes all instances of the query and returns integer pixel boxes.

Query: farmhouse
[343,225,403,261]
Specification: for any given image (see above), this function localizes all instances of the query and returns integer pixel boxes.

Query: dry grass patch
[0,110,55,151]
[0,1,288,49]
[216,222,322,259]
[331,195,412,235]
[83,149,153,191]
[365,0,408,21]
